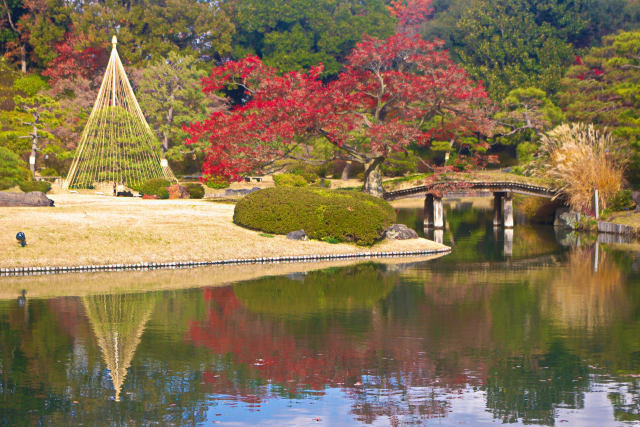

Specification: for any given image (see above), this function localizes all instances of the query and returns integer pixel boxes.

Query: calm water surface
[1,203,640,426]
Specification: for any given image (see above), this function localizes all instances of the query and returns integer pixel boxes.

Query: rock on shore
[0,191,54,207]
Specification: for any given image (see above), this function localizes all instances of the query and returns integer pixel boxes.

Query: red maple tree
[388,0,435,32]
[42,32,108,85]
[186,33,493,196]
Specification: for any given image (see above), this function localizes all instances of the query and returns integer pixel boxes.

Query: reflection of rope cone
[83,293,156,401]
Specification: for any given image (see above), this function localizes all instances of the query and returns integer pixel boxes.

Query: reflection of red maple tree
[188,287,488,423]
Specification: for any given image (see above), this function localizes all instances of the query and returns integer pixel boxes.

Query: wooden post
[504,192,514,229]
[493,192,503,227]
[433,229,444,244]
[424,194,434,228]
[594,189,599,219]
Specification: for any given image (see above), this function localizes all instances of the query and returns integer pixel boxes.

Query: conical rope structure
[64,36,176,190]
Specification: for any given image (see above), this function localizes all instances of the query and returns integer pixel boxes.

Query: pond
[1,201,639,426]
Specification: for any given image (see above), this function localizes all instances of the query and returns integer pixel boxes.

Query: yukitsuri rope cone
[64,36,176,190]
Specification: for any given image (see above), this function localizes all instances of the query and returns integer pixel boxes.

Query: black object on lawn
[16,232,26,247]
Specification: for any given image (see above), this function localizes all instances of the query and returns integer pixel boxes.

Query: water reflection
[1,204,640,425]
[83,293,157,401]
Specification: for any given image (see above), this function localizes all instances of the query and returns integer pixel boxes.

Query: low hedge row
[233,187,395,246]
[132,178,171,199]
[185,183,205,199]
[273,173,308,187]
[19,181,51,193]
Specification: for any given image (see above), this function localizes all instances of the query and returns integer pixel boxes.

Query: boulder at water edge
[384,224,419,240]
[553,207,582,230]
[287,230,308,241]
[0,191,54,207]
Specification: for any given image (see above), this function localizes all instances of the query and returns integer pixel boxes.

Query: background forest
[1,0,640,189]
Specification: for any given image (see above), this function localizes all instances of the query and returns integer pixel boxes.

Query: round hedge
[185,182,205,199]
[135,178,171,199]
[233,187,395,246]
[19,180,51,193]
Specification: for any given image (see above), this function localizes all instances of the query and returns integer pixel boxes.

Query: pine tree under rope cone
[64,36,176,191]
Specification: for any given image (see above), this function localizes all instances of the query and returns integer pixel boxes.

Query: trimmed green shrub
[40,167,58,177]
[185,182,205,199]
[608,189,635,211]
[234,187,396,246]
[205,175,230,189]
[0,146,29,189]
[156,187,169,199]
[289,163,319,182]
[312,178,331,188]
[137,178,171,198]
[273,173,308,187]
[19,180,51,193]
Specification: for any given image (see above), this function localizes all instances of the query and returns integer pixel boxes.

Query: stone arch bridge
[384,181,558,229]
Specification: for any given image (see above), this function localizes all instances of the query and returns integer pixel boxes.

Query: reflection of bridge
[384,181,558,230]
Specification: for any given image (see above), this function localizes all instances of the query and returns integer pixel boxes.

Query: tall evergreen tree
[136,52,226,173]
[229,0,395,75]
[448,0,579,99]
[558,31,640,183]
[71,0,234,66]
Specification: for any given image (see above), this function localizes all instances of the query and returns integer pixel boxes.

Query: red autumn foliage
[42,32,108,84]
[186,33,493,195]
[388,0,434,29]
[574,67,604,81]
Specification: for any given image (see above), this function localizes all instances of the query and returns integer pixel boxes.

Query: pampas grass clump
[537,123,627,213]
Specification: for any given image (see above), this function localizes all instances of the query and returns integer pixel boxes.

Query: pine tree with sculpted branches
[186,33,493,197]
[537,123,627,213]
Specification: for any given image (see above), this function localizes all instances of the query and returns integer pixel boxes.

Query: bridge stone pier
[424,194,444,229]
[385,180,554,233]
[492,192,514,229]
[423,191,514,230]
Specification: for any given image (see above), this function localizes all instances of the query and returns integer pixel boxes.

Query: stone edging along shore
[0,247,451,277]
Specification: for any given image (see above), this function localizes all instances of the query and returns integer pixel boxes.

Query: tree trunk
[162,131,169,153]
[362,157,385,198]
[164,105,173,153]
[341,160,352,180]
[20,44,26,73]
[30,127,37,175]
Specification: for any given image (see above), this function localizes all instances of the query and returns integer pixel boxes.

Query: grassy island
[0,193,447,270]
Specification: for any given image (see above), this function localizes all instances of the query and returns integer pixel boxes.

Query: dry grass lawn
[0,193,447,269]
[608,211,640,228]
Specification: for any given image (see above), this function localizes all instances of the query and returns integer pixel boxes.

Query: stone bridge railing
[384,180,558,230]
[383,181,557,201]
